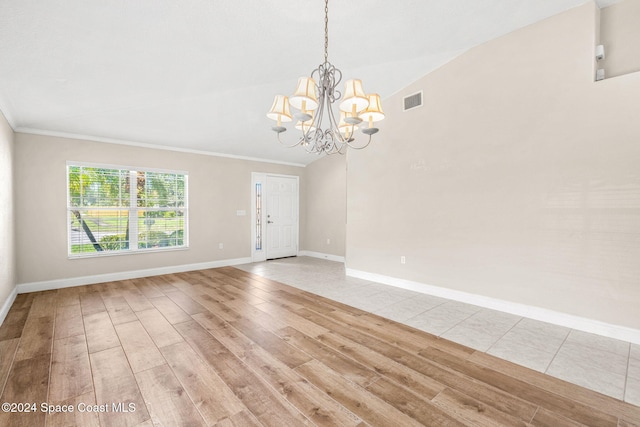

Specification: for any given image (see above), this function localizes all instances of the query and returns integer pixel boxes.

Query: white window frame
[67,161,189,258]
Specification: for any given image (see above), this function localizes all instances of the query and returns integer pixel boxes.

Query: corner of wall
[0,287,18,326]
[0,108,17,326]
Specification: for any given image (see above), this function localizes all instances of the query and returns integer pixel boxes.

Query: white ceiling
[0,0,620,165]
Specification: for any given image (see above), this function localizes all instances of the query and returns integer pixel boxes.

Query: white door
[265,175,298,259]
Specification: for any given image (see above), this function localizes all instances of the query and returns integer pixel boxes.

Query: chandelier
[267,0,384,155]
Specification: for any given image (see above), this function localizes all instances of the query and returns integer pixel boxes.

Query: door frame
[251,172,299,262]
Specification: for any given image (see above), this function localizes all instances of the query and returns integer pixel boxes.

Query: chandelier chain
[324,0,329,64]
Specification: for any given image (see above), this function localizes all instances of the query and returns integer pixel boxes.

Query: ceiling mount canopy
[267,0,384,155]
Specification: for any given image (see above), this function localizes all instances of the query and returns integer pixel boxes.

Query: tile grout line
[485,317,524,354]
[554,332,630,383]
[623,344,631,402]
[399,299,449,325]
[437,306,482,338]
[543,328,571,375]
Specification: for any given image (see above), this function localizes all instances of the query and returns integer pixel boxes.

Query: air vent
[403,91,423,111]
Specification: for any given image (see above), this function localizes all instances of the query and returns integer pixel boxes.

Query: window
[67,163,188,257]
[255,182,262,251]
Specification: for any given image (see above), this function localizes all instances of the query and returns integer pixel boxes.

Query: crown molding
[14,127,307,168]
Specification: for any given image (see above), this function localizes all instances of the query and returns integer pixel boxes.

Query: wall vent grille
[403,91,423,111]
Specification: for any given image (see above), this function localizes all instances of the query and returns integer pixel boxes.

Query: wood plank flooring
[0,267,638,426]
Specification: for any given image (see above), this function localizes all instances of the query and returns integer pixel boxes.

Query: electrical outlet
[219,243,223,249]
[400,256,406,264]
[326,238,331,245]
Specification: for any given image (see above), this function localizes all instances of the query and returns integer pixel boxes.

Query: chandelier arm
[327,104,346,146]
[314,131,330,155]
[276,131,306,149]
[330,135,344,155]
[327,130,340,154]
[314,81,326,127]
[332,67,342,102]
[303,141,316,154]
[345,134,374,150]
[308,94,325,151]
[306,131,322,154]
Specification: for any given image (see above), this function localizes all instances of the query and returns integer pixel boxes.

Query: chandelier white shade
[340,79,369,115]
[267,95,292,129]
[360,93,385,125]
[290,77,319,112]
[267,0,384,155]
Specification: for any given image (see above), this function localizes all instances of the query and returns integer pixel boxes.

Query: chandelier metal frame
[267,0,384,155]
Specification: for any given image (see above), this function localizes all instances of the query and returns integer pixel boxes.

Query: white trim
[66,160,189,176]
[17,257,252,294]
[17,128,306,168]
[346,268,640,345]
[299,250,345,263]
[68,246,190,260]
[0,286,18,326]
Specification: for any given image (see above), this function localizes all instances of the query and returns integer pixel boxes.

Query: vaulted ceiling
[0,0,619,165]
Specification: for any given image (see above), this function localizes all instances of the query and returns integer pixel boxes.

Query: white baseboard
[0,286,18,326]
[16,257,253,294]
[299,251,345,263]
[346,268,640,345]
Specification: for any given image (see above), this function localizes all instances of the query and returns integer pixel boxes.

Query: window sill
[68,246,190,260]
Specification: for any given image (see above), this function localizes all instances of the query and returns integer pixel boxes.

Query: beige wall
[600,0,640,78]
[0,111,16,315]
[14,133,305,284]
[346,3,640,329]
[304,154,346,257]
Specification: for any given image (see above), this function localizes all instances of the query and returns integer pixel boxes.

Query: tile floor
[237,256,640,405]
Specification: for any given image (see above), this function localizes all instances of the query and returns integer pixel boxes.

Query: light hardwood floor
[0,266,638,426]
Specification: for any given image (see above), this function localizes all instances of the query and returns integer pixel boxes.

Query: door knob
[267,220,273,224]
